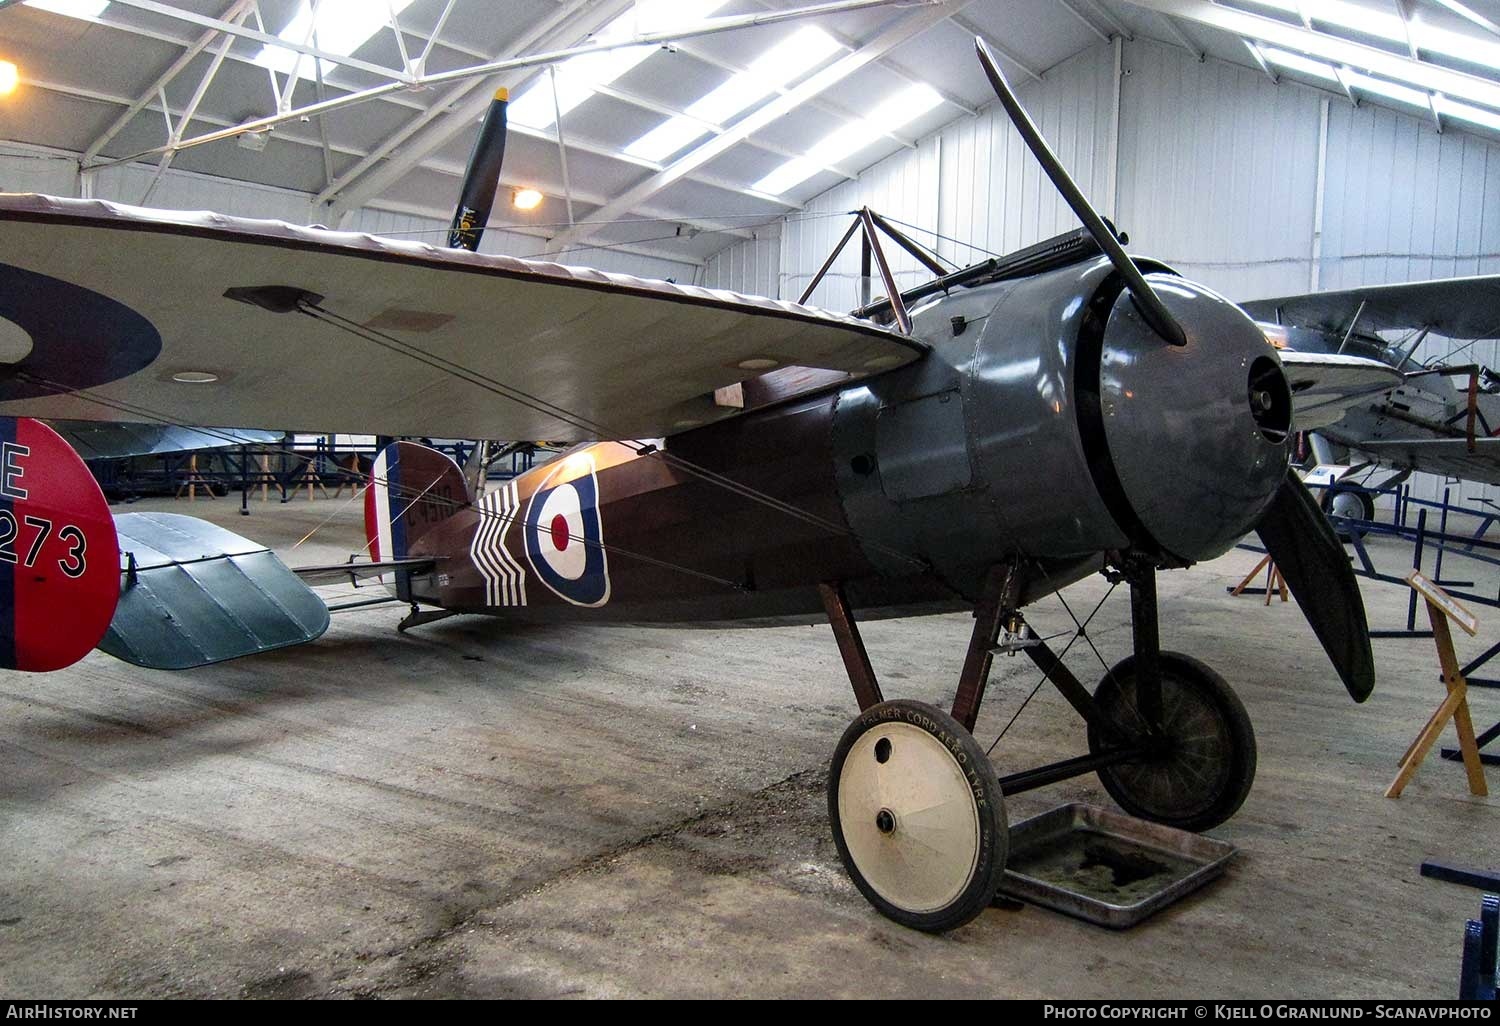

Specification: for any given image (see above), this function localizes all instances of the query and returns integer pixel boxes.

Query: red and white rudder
[364,441,471,564]
[0,417,120,671]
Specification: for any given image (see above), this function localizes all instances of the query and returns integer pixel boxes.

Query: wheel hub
[837,721,983,914]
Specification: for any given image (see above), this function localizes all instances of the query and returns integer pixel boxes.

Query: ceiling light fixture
[0,61,17,97]
[512,188,544,211]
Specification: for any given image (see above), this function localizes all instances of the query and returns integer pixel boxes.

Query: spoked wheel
[828,700,1007,933]
[1086,652,1256,832]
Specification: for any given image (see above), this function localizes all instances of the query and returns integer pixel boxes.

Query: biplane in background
[0,40,1397,932]
[1242,276,1500,518]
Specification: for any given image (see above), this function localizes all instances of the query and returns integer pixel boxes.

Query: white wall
[703,35,1500,506]
[777,42,1117,312]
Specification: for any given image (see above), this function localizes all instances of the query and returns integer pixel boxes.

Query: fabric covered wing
[1354,437,1500,485]
[1279,351,1404,431]
[1242,275,1500,339]
[49,421,285,460]
[0,195,921,441]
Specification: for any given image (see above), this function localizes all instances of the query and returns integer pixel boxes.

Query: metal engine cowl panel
[1094,275,1291,563]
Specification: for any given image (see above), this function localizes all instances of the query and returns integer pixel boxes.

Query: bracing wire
[16,371,750,592]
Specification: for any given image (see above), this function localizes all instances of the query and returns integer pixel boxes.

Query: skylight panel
[1239,0,1500,81]
[1258,45,1340,79]
[625,27,841,162]
[254,0,417,80]
[1414,23,1500,71]
[509,0,731,131]
[1435,95,1500,130]
[753,83,943,196]
[24,0,107,17]
[1301,0,1406,45]
[1344,69,1431,107]
[626,117,714,163]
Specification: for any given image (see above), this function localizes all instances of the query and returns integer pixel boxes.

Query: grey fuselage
[407,256,1293,625]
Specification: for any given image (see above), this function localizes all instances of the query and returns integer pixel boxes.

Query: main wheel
[1085,652,1256,832]
[1320,484,1374,541]
[828,699,1007,933]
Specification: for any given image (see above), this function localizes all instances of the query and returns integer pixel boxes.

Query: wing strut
[796,206,943,334]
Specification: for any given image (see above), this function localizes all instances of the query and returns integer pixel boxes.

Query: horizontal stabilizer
[101,512,329,670]
[293,558,435,587]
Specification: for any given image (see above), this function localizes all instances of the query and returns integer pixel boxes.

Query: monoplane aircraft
[0,38,1394,932]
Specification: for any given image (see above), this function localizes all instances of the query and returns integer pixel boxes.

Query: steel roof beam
[1056,0,1115,42]
[317,0,918,222]
[28,74,760,245]
[1113,0,1500,104]
[104,0,415,81]
[668,41,928,149]
[315,0,617,209]
[81,0,256,164]
[540,0,974,256]
[949,13,1045,81]
[1158,13,1206,60]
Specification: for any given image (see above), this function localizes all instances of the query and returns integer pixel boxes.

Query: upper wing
[1279,351,1405,430]
[0,195,922,441]
[1242,275,1500,339]
[1355,437,1500,485]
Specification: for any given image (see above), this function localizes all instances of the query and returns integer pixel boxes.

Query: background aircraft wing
[1278,351,1404,431]
[0,195,922,442]
[1241,275,1500,339]
[1352,437,1500,485]
[49,421,285,460]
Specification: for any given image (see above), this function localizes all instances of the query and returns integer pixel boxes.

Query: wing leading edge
[1242,274,1500,340]
[0,194,923,442]
[1278,351,1405,431]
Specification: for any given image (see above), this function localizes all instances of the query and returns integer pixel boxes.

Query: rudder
[364,441,471,562]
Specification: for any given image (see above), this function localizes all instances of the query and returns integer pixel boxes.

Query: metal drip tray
[999,803,1236,928]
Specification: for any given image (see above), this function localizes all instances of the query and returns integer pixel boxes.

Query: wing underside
[1243,275,1500,339]
[1352,437,1500,485]
[1279,350,1405,431]
[0,195,922,442]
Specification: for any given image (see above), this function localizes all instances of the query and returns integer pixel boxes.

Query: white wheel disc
[837,721,982,914]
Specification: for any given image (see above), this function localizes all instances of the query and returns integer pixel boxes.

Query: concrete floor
[0,491,1494,999]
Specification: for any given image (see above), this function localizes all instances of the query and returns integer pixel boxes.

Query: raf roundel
[523,456,610,607]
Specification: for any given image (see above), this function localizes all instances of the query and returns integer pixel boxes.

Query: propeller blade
[972,39,1186,348]
[448,87,510,252]
[1255,470,1376,702]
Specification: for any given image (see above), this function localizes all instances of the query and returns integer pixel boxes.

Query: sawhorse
[1387,570,1489,798]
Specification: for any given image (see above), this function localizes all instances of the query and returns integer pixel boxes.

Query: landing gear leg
[820,570,1016,932]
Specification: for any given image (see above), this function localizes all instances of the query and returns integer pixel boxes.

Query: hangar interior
[0,0,1498,1000]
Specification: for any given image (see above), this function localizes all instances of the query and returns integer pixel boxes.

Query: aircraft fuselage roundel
[522,454,609,607]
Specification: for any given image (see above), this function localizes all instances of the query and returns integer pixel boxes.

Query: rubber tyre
[1085,652,1256,832]
[1320,485,1374,541]
[828,699,1007,933]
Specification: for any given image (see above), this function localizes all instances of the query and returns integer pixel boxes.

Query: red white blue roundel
[523,458,610,607]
